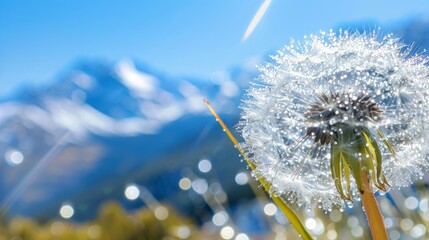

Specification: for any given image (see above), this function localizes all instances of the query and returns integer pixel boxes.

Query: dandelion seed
[239,29,429,211]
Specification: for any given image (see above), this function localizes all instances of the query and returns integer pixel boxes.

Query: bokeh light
[198,159,212,173]
[419,198,428,212]
[212,211,229,226]
[234,172,249,185]
[410,224,426,238]
[305,218,317,230]
[263,203,277,216]
[235,233,249,240]
[59,204,74,219]
[192,178,208,195]
[400,218,414,231]
[347,216,359,228]
[384,217,394,229]
[405,196,419,210]
[177,226,191,239]
[389,230,401,240]
[124,185,140,200]
[5,149,24,166]
[154,206,169,220]
[179,177,192,190]
[329,209,342,222]
[326,229,337,239]
[220,226,235,240]
[350,226,363,238]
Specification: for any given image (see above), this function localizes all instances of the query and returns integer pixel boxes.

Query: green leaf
[376,129,396,156]
[362,129,389,191]
[331,145,352,200]
[341,151,352,199]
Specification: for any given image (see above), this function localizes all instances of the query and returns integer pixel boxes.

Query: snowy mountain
[0,59,257,220]
[1,17,428,221]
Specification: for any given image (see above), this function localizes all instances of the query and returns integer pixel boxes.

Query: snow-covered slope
[0,59,256,219]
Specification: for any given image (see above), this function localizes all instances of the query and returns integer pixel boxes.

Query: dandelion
[238,29,429,238]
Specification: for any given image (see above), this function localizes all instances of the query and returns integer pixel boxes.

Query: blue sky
[1,0,428,96]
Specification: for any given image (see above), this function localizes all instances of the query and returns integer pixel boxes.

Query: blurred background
[0,1,429,239]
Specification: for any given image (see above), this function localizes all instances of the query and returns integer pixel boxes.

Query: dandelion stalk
[360,170,388,240]
[203,98,314,240]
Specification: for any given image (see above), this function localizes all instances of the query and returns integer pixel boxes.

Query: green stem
[204,98,314,240]
[258,177,314,240]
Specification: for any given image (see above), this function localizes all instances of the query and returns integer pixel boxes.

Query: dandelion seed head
[239,29,429,210]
